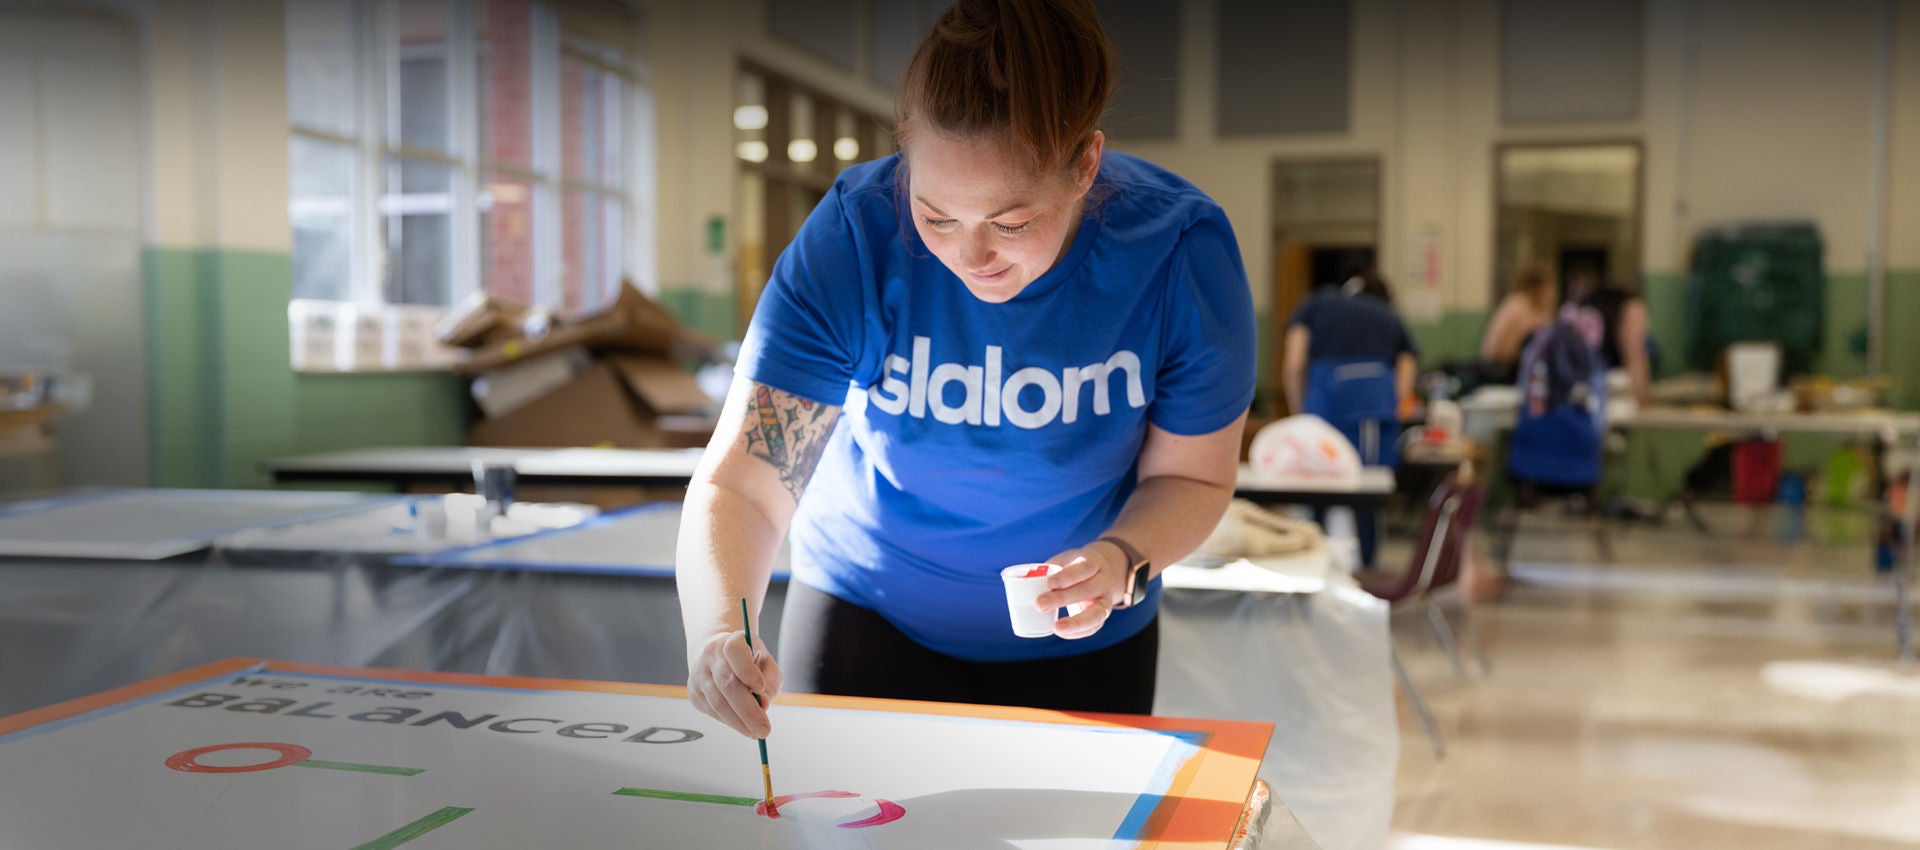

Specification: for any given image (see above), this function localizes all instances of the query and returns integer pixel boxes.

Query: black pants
[777,581,1158,715]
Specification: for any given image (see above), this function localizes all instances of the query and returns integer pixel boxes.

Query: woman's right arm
[676,375,841,738]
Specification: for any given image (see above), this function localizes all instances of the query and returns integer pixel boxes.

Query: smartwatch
[1096,536,1152,609]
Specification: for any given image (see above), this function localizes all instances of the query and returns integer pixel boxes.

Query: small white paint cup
[413,499,447,540]
[1002,563,1062,638]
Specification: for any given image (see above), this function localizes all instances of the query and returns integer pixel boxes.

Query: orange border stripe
[0,657,261,738]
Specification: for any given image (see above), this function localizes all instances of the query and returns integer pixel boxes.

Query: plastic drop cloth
[0,554,789,719]
[1156,574,1395,850]
[1,543,1387,850]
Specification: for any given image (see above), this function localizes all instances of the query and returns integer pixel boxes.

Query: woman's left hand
[1033,542,1130,640]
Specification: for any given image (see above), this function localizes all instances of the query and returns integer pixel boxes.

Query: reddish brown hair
[1514,266,1555,308]
[895,0,1117,175]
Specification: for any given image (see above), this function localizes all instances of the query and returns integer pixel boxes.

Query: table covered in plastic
[1,515,1389,850]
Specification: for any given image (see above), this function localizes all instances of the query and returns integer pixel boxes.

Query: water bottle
[1775,472,1806,542]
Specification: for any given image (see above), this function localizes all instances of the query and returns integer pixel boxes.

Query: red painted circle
[165,742,313,774]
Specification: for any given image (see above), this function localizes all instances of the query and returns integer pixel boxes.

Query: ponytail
[896,0,1116,174]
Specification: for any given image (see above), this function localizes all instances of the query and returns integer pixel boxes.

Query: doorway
[1493,142,1643,305]
[1268,157,1381,415]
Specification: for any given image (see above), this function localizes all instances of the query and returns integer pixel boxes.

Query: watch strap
[1095,535,1151,609]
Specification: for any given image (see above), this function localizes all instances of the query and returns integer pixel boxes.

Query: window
[731,62,893,327]
[286,0,645,370]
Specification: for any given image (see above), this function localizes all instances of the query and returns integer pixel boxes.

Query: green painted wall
[1887,271,1920,410]
[1641,270,1876,380]
[1406,310,1490,367]
[657,287,740,344]
[144,249,224,488]
[145,247,467,489]
[1614,268,1917,499]
[1643,272,1688,379]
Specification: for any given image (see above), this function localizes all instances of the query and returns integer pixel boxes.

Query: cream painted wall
[1679,0,1880,274]
[1123,0,1408,316]
[1889,0,1920,269]
[213,0,291,254]
[147,0,211,249]
[646,0,1915,330]
[148,0,290,253]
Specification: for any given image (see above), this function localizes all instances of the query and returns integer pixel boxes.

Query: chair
[1490,469,1614,571]
[1353,469,1483,758]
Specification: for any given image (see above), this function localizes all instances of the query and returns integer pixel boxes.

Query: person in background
[1282,269,1418,568]
[1563,266,1653,406]
[1479,266,1557,383]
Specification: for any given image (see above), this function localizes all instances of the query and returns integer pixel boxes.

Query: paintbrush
[741,598,775,815]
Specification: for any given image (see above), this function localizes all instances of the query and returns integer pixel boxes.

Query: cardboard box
[466,355,717,450]
[470,347,590,420]
[456,284,711,375]
[435,292,532,349]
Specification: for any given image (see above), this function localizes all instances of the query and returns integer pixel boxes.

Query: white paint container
[413,498,447,539]
[1001,563,1062,638]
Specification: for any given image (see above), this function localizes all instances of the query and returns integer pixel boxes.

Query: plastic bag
[1247,414,1362,481]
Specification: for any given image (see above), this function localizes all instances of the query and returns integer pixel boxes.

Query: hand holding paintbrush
[741,598,776,815]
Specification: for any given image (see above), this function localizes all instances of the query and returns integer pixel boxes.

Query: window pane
[392,0,452,153]
[600,72,624,189]
[286,0,357,135]
[830,106,860,172]
[600,194,624,305]
[481,0,535,167]
[787,88,819,176]
[734,70,767,164]
[382,158,454,306]
[481,174,537,303]
[562,58,624,189]
[561,187,599,312]
[289,136,354,301]
[561,58,595,182]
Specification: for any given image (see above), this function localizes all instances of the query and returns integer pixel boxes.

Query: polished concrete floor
[1381,505,1919,850]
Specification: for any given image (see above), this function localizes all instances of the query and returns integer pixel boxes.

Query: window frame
[286,0,644,372]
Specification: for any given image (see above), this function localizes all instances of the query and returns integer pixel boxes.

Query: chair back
[1362,472,1468,604]
[1422,477,1482,598]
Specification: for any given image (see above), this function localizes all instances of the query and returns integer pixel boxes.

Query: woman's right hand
[687,630,783,739]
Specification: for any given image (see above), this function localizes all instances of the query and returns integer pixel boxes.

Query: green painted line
[613,787,760,807]
[350,806,474,850]
[294,759,425,777]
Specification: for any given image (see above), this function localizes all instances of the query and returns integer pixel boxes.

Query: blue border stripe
[0,488,121,519]
[0,490,402,558]
[397,502,675,564]
[391,503,792,579]
[1111,730,1207,842]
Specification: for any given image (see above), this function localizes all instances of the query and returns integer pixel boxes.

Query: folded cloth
[1197,499,1325,559]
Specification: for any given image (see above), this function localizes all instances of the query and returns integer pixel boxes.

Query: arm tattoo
[740,383,841,503]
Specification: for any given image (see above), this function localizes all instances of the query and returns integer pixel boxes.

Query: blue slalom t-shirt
[736,152,1256,662]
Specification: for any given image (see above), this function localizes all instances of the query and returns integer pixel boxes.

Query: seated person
[1562,267,1653,407]
[1479,267,1556,384]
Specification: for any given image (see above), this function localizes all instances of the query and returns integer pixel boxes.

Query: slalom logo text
[866,336,1145,429]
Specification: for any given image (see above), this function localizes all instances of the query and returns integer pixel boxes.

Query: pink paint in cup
[1001,563,1062,638]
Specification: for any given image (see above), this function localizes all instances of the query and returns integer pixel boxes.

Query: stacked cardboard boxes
[440,283,720,451]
